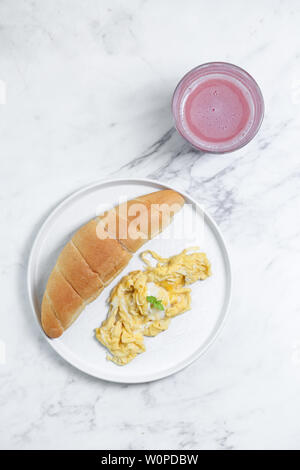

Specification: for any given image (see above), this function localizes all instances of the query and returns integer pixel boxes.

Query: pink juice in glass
[172,62,264,153]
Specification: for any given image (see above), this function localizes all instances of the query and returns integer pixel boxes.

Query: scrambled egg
[95,247,211,365]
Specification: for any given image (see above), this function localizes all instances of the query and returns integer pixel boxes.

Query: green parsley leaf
[146,296,164,311]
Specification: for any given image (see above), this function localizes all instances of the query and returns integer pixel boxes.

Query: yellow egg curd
[95,247,211,365]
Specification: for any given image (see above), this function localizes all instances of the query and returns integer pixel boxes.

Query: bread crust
[98,190,185,252]
[72,219,132,285]
[41,189,184,338]
[137,189,185,209]
[46,267,85,329]
[41,295,64,338]
[57,241,104,302]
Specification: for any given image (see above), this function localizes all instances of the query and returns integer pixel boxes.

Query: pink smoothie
[184,78,251,143]
[172,63,264,153]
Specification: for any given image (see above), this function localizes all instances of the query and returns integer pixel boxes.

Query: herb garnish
[146,296,164,311]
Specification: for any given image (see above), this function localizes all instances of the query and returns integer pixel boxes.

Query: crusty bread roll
[41,189,185,338]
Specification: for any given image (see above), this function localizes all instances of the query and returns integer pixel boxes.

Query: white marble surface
[1,0,300,450]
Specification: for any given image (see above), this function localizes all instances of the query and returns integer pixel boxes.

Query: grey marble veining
[1,0,300,450]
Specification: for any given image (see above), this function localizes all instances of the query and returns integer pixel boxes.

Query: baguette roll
[41,189,185,338]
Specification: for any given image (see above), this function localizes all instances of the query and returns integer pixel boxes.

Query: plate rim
[27,177,232,383]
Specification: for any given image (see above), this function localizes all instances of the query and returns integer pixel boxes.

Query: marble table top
[1,0,300,450]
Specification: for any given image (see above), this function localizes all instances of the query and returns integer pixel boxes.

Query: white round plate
[27,178,232,383]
